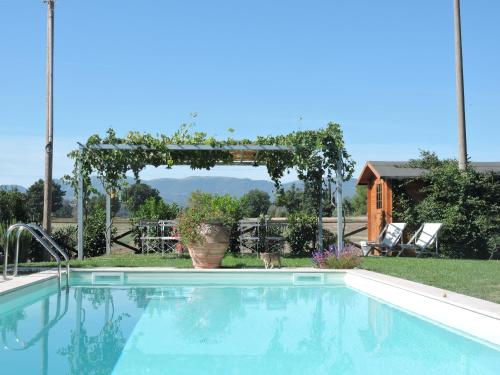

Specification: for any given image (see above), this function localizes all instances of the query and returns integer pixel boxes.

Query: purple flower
[311,248,335,266]
[312,244,363,269]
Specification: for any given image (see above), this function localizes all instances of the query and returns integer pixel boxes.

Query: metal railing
[2,223,70,288]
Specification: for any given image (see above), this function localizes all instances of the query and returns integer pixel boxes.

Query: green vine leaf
[68,123,355,212]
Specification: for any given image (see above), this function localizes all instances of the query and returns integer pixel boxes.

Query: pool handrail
[2,223,70,288]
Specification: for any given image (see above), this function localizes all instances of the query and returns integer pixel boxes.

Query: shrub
[285,213,317,255]
[178,192,243,246]
[0,221,31,263]
[394,153,500,259]
[52,226,78,256]
[133,197,180,221]
[83,207,115,258]
[312,244,362,269]
[27,226,78,261]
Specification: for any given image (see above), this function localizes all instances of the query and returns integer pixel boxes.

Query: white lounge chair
[364,223,407,256]
[397,223,442,257]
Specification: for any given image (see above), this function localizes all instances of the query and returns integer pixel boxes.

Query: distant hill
[0,185,26,193]
[148,177,277,204]
[3,177,357,206]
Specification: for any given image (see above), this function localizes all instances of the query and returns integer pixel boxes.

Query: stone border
[0,270,61,297]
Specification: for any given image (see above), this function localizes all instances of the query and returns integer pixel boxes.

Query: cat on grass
[259,252,281,269]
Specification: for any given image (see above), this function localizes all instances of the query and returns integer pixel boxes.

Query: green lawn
[18,253,314,269]
[361,257,500,304]
[15,254,500,304]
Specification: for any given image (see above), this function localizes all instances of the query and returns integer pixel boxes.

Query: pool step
[91,272,124,285]
[293,273,325,285]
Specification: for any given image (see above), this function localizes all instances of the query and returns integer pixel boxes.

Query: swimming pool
[1,271,499,374]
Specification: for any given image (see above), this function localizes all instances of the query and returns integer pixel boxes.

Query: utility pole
[43,0,55,232]
[454,0,467,170]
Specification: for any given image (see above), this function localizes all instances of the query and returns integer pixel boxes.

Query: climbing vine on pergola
[68,122,355,259]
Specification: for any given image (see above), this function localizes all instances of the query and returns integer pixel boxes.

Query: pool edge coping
[345,269,500,346]
[0,270,61,297]
[346,269,500,321]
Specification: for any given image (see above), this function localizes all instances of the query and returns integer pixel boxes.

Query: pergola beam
[80,143,292,152]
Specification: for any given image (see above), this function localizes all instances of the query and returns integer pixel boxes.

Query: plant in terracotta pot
[178,192,242,268]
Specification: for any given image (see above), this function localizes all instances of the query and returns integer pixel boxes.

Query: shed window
[376,183,382,209]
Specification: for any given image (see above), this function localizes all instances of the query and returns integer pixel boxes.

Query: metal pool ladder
[2,223,70,289]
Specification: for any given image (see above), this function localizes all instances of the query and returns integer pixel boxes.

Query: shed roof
[469,162,500,174]
[357,161,500,185]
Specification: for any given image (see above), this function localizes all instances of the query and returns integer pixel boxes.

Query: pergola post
[335,158,344,252]
[105,191,111,255]
[77,146,84,260]
[317,180,324,252]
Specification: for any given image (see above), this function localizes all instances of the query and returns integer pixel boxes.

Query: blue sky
[1,0,499,186]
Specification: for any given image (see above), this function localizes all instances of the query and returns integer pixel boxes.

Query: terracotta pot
[187,223,230,269]
[175,242,186,254]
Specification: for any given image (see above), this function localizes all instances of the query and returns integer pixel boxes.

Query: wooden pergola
[75,143,345,259]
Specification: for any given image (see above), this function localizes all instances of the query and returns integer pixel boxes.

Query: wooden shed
[357,161,500,241]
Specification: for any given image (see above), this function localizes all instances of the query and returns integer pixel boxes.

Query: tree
[0,189,28,223]
[267,204,288,217]
[240,189,271,218]
[275,184,332,216]
[54,200,74,218]
[87,193,121,217]
[346,186,367,216]
[122,183,160,214]
[275,184,304,214]
[26,179,65,222]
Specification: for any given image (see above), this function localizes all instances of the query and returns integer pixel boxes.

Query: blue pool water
[0,273,499,374]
